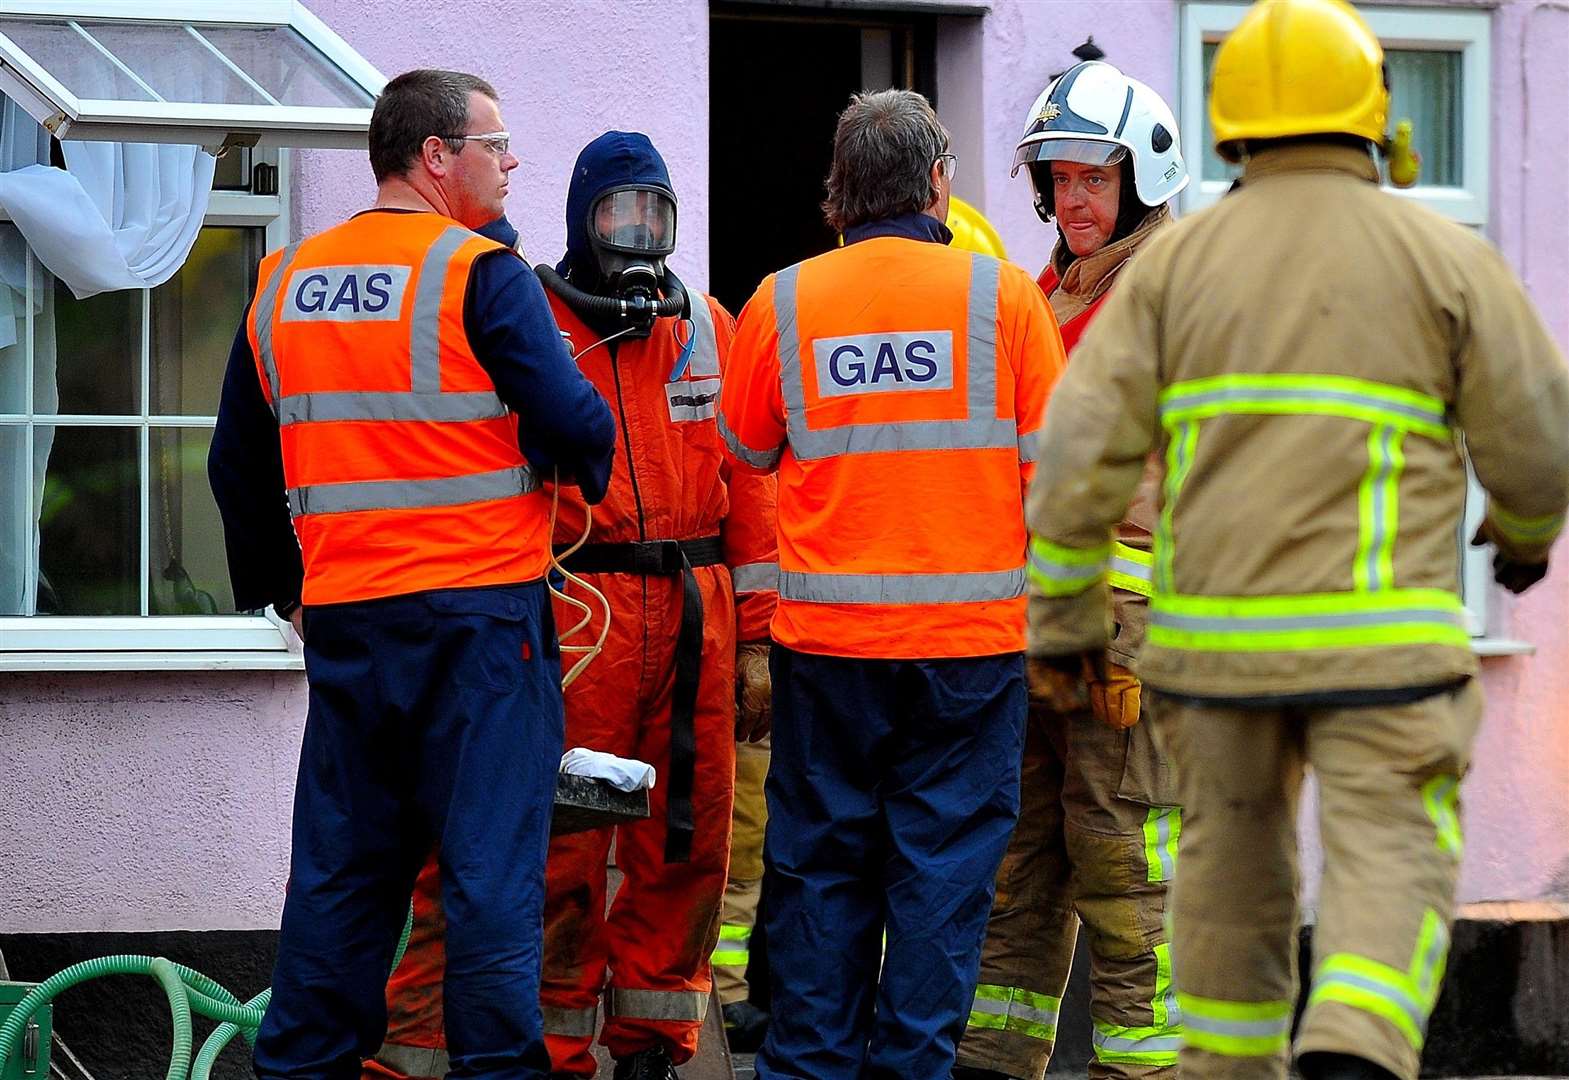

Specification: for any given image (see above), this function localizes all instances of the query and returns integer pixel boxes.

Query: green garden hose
[0,904,413,1079]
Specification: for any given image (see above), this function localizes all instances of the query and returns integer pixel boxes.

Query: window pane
[0,19,157,100]
[1200,41,1462,189]
[49,278,139,415]
[149,427,235,615]
[35,425,138,615]
[80,23,270,106]
[0,229,36,415]
[1387,49,1460,188]
[212,146,253,191]
[152,227,262,417]
[201,26,375,108]
[1200,41,1243,184]
[0,423,28,614]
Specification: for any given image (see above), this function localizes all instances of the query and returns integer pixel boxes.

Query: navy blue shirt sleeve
[464,250,616,505]
[207,313,303,613]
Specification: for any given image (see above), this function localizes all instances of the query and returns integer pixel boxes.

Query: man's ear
[420,135,450,178]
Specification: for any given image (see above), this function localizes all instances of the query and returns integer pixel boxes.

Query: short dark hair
[821,89,949,233]
[369,69,497,183]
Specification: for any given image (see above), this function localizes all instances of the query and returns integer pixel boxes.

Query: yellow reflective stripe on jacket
[1489,501,1566,547]
[1092,943,1183,1065]
[1142,807,1180,883]
[1353,424,1406,591]
[1307,910,1448,1051]
[1027,536,1110,598]
[1109,542,1154,597]
[1158,374,1450,441]
[1177,993,1293,1057]
[712,923,751,967]
[1421,776,1463,859]
[1147,588,1469,652]
[967,983,1060,1041]
[1155,420,1198,592]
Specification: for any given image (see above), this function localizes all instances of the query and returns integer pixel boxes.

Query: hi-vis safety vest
[719,236,1061,659]
[246,211,550,606]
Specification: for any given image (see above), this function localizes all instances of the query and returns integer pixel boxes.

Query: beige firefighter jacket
[1026,142,1569,698]
[1044,205,1170,667]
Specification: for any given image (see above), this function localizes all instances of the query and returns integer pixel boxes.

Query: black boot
[1298,1051,1400,1080]
[612,1045,679,1080]
[722,999,770,1053]
[952,1067,1021,1080]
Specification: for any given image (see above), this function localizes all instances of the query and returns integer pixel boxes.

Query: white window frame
[1178,3,1491,225]
[1177,3,1527,653]
[0,148,304,671]
[0,1,384,150]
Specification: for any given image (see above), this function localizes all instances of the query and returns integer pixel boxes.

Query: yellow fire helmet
[945,195,1008,259]
[1209,0,1389,163]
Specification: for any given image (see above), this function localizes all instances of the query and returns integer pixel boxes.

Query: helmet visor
[590,188,676,254]
[1011,137,1128,176]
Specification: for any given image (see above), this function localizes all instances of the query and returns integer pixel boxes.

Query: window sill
[0,650,305,672]
[1473,638,1535,657]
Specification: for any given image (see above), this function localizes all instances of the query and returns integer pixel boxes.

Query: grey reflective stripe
[607,987,709,1021]
[1186,1013,1292,1039]
[731,561,780,593]
[277,390,506,426]
[776,252,1012,461]
[288,465,538,517]
[410,225,473,393]
[1028,546,1108,583]
[1162,386,1446,429]
[1313,970,1426,1031]
[686,290,721,377]
[542,1003,599,1037]
[970,994,1059,1027]
[1151,607,1467,633]
[1094,1030,1184,1055]
[667,376,721,422]
[780,567,1025,605]
[718,409,782,469]
[255,241,303,413]
[1148,808,1176,881]
[1018,429,1040,464]
[1109,553,1153,586]
[373,1041,448,1078]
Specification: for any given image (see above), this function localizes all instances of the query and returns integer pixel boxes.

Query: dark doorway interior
[708,5,936,315]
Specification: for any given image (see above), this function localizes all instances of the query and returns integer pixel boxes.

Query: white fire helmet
[1013,61,1189,222]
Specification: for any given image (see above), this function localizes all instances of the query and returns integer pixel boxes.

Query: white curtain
[0,99,215,615]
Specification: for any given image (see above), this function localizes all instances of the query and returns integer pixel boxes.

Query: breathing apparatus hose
[533,264,688,328]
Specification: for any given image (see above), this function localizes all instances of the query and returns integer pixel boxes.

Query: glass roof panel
[80,22,271,106]
[0,19,155,101]
[200,25,373,109]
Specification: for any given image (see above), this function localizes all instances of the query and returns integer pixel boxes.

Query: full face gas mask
[537,185,688,339]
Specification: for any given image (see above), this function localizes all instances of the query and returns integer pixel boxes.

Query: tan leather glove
[735,642,772,743]
[1026,655,1087,713]
[1082,652,1142,729]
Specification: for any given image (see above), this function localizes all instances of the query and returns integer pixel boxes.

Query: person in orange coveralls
[367,131,778,1080]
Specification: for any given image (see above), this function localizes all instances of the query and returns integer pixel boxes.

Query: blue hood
[557,130,674,282]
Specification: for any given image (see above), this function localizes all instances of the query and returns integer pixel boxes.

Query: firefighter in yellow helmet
[1022,4,1569,1080]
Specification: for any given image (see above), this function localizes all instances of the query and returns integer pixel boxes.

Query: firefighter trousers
[714,736,770,1006]
[956,701,1182,1080]
[1153,680,1482,1080]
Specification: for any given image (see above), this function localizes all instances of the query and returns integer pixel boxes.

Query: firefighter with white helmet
[954,59,1188,1080]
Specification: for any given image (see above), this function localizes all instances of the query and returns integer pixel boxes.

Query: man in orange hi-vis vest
[208,69,616,1079]
[717,89,1067,1080]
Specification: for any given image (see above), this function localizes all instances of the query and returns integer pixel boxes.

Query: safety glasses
[452,130,511,155]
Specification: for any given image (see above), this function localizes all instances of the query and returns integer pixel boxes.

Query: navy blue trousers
[755,647,1027,1080]
[254,582,563,1080]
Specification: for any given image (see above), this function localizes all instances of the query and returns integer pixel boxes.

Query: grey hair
[821,89,950,233]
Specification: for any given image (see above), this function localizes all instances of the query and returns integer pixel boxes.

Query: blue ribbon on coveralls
[667,316,697,382]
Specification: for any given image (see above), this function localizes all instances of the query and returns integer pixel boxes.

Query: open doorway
[708,3,937,315]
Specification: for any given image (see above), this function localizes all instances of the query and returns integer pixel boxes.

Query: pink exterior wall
[1,0,1566,936]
